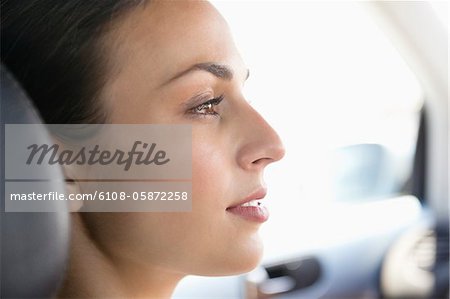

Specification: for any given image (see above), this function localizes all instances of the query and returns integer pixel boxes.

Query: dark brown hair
[1,0,147,123]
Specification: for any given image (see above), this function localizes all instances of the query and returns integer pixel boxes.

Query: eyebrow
[162,62,250,87]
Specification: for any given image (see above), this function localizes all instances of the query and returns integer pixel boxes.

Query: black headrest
[1,64,70,298]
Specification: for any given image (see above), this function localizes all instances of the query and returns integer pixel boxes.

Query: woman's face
[82,1,285,276]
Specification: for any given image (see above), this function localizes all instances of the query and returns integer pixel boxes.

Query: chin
[196,234,265,277]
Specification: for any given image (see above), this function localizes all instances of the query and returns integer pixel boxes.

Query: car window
[212,1,424,258]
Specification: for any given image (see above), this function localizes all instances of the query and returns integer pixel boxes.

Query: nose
[236,104,285,171]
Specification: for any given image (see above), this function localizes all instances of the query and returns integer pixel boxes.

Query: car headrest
[1,64,70,298]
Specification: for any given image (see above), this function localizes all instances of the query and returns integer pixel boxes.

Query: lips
[226,187,269,223]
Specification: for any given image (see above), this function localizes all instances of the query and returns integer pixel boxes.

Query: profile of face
[76,0,285,281]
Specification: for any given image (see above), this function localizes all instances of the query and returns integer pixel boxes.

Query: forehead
[106,0,241,87]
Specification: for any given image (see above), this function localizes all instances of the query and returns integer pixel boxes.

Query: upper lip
[227,187,267,209]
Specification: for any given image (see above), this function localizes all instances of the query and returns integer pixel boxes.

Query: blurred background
[216,0,424,256]
[173,1,448,298]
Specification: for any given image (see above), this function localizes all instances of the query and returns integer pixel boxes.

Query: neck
[57,213,184,299]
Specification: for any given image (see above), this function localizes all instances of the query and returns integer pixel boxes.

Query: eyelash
[189,94,224,118]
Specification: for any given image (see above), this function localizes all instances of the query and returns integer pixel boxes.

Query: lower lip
[226,205,269,223]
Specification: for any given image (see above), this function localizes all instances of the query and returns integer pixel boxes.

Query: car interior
[1,64,70,298]
[1,1,448,299]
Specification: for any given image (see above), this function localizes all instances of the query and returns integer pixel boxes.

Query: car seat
[1,64,70,298]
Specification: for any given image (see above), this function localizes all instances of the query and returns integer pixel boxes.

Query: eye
[190,94,224,117]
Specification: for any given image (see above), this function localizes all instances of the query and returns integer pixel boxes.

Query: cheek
[192,136,232,209]
[88,130,264,275]
[184,131,265,274]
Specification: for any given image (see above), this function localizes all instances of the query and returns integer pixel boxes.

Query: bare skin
[58,1,284,298]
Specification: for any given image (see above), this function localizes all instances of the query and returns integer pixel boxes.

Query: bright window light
[211,1,424,259]
[429,0,449,30]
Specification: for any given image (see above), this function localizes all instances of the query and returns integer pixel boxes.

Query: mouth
[226,187,269,223]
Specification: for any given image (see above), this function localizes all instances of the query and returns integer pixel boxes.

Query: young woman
[2,1,285,297]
